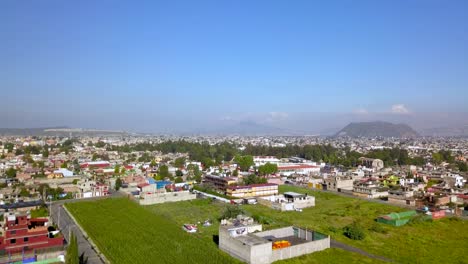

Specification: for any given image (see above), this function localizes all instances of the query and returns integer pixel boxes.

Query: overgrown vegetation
[343,222,366,240]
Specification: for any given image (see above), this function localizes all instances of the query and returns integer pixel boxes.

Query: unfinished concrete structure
[323,175,354,192]
[219,219,329,264]
[258,192,315,211]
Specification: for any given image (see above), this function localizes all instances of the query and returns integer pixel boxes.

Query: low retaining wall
[270,237,330,262]
[139,191,197,205]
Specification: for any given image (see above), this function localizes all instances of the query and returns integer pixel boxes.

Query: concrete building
[0,212,64,254]
[323,176,354,192]
[388,189,416,206]
[258,192,315,211]
[254,156,281,166]
[219,219,329,264]
[359,157,384,171]
[203,175,237,191]
[277,164,320,176]
[353,180,389,199]
[51,168,74,178]
[226,183,278,198]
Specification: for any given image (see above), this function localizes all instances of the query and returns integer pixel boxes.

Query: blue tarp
[155,181,171,189]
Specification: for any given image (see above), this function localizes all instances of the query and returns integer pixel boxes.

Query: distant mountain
[0,127,129,136]
[0,127,68,136]
[335,121,420,138]
[420,124,468,137]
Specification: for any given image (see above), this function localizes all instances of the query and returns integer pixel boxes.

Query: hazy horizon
[2,1,467,134]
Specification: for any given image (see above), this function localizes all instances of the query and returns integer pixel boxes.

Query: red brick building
[0,213,64,254]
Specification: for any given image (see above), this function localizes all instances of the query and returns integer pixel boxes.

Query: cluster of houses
[0,136,467,262]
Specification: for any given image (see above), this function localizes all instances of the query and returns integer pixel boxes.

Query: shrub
[220,205,245,220]
[369,223,388,234]
[343,222,366,240]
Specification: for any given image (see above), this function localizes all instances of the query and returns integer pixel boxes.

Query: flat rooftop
[283,191,306,198]
[236,234,269,246]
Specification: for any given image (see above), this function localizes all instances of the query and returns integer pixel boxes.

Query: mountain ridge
[335,121,420,138]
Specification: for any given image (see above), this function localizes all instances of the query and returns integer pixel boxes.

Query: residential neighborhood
[0,134,467,263]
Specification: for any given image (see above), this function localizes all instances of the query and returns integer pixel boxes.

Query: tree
[220,205,245,220]
[19,187,30,197]
[5,143,14,153]
[187,164,202,183]
[175,176,183,183]
[232,169,239,177]
[5,168,17,178]
[343,222,366,240]
[457,161,467,172]
[121,167,126,175]
[242,174,267,185]
[258,162,278,176]
[115,178,122,191]
[174,157,186,168]
[234,155,254,171]
[150,160,157,167]
[61,162,68,168]
[95,141,106,148]
[42,146,49,158]
[175,170,183,177]
[92,153,98,161]
[158,165,170,179]
[114,165,121,175]
[66,232,79,264]
[432,152,443,165]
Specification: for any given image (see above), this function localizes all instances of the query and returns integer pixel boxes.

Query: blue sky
[1,0,467,133]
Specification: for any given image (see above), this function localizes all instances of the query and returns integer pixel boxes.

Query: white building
[277,164,320,176]
[254,156,280,167]
[53,168,74,177]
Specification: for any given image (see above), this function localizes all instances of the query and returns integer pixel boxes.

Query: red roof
[124,165,134,169]
[457,194,468,200]
[137,183,150,188]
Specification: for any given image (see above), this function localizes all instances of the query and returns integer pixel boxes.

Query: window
[10,230,16,235]
[10,239,16,244]
[24,237,29,242]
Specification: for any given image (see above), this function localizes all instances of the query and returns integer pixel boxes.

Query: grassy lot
[273,248,386,264]
[146,198,382,264]
[66,186,468,264]
[66,198,239,264]
[255,185,468,264]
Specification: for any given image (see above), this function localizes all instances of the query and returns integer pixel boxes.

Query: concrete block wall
[256,226,294,238]
[294,197,315,209]
[139,191,196,205]
[270,237,330,262]
[219,228,252,263]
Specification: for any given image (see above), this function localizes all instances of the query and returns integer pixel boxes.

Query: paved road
[50,203,103,264]
[331,239,393,262]
[49,192,125,264]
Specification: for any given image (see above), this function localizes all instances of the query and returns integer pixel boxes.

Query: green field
[261,185,468,264]
[66,186,468,264]
[66,198,239,264]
